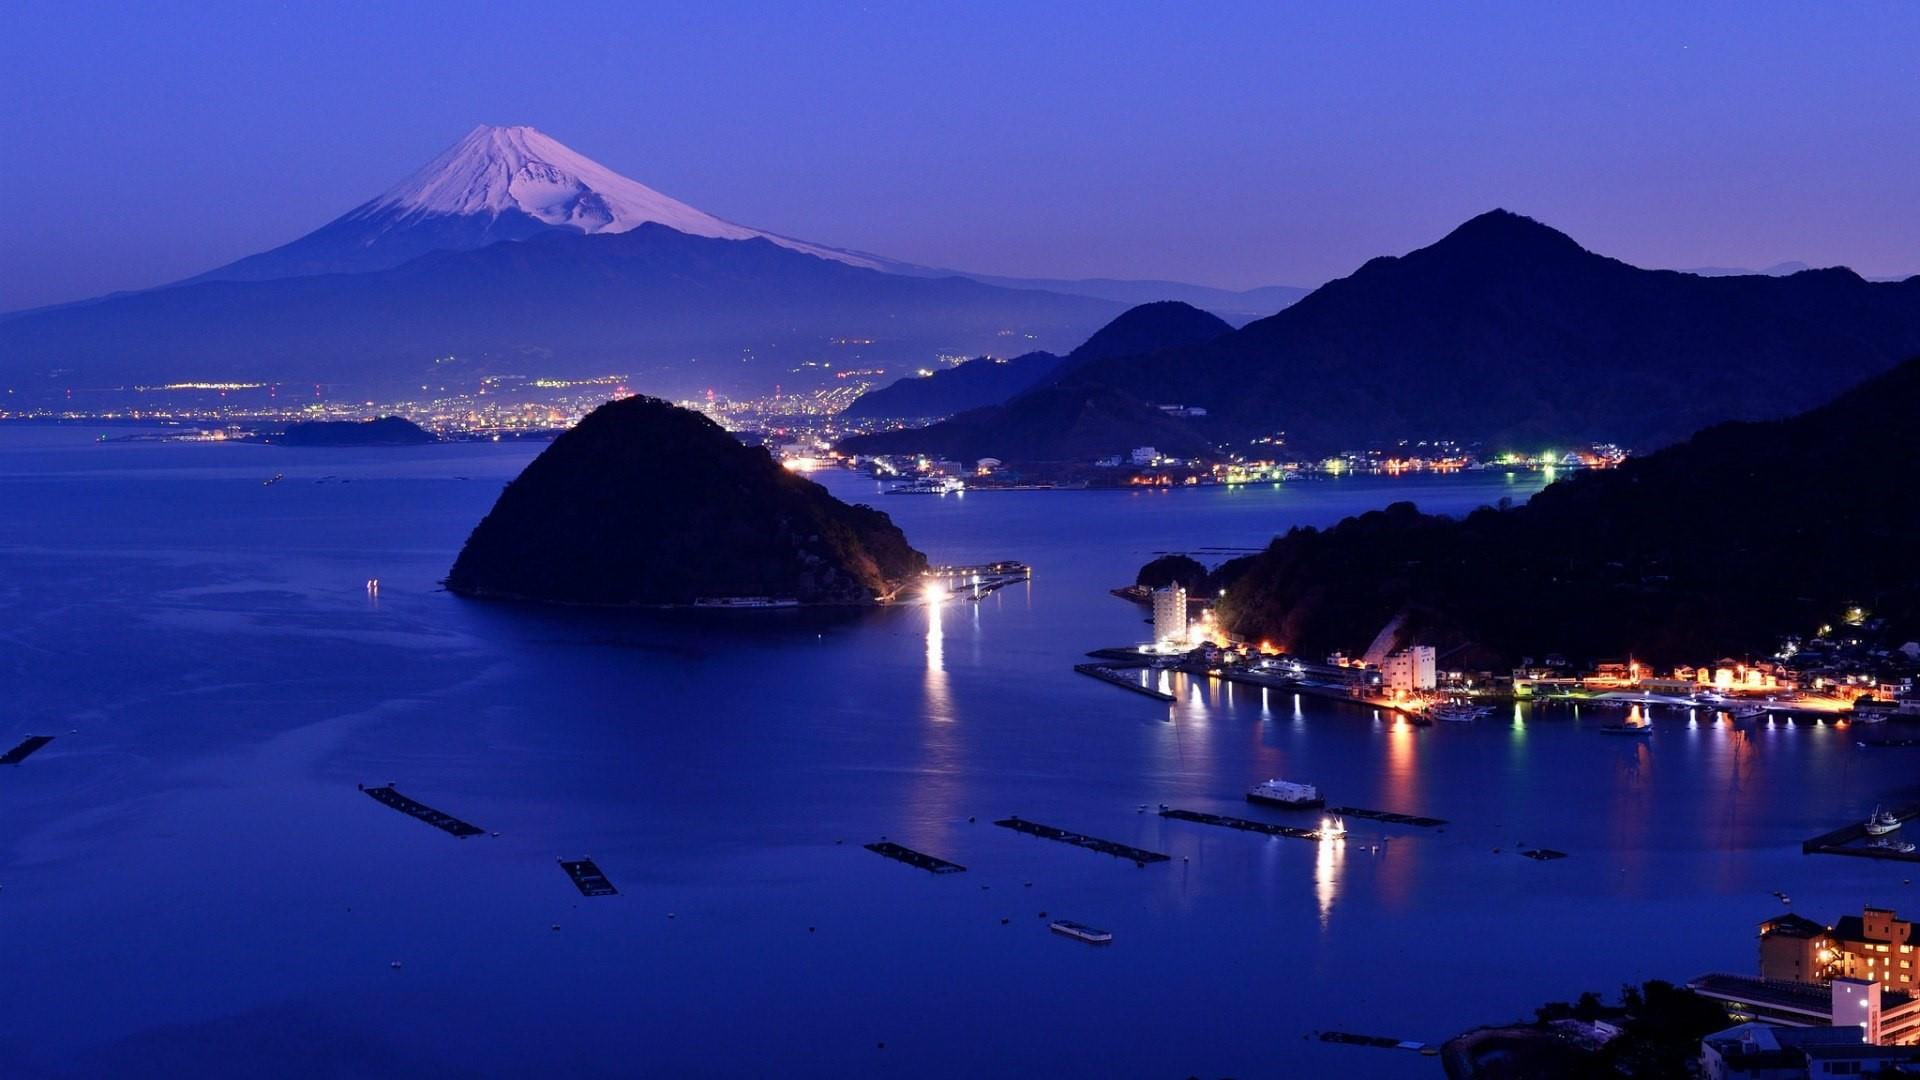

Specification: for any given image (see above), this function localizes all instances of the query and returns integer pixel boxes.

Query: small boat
[1049,920,1113,944]
[1430,703,1489,723]
[1867,836,1917,855]
[1600,722,1653,735]
[1315,815,1348,841]
[1246,779,1324,809]
[1866,807,1903,836]
[691,596,801,609]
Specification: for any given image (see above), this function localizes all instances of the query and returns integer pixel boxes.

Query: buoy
[551,924,561,931]
[390,961,402,969]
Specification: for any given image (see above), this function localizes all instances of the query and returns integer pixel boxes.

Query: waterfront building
[1130,446,1157,465]
[1833,909,1919,992]
[1151,586,1188,647]
[1687,974,1920,1046]
[1699,1022,1920,1079]
[1382,646,1436,694]
[1760,914,1839,984]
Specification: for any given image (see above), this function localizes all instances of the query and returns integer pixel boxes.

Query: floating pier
[359,784,485,838]
[1161,808,1323,841]
[1319,1031,1431,1053]
[865,841,966,874]
[1520,848,1569,861]
[1326,806,1448,828]
[994,817,1169,864]
[1803,806,1920,862]
[0,735,54,765]
[559,858,618,896]
[1073,663,1176,702]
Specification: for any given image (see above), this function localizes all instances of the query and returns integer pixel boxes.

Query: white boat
[1315,815,1347,841]
[1430,703,1488,723]
[1866,807,1903,836]
[1867,836,1917,855]
[1049,920,1113,944]
[1246,779,1324,809]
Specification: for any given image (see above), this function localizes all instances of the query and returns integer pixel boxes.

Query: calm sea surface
[1,426,1913,1078]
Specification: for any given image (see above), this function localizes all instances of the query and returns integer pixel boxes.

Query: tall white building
[1152,585,1189,646]
[1383,645,1437,693]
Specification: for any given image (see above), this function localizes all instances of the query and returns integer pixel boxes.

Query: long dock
[1804,806,1920,863]
[559,858,618,896]
[1073,664,1176,702]
[994,817,1170,864]
[1319,1031,1431,1053]
[1327,806,1448,828]
[360,784,485,838]
[0,735,54,765]
[865,841,966,874]
[1161,808,1323,841]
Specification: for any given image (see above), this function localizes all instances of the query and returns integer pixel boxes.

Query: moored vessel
[1867,807,1903,836]
[1049,920,1113,944]
[1246,779,1324,809]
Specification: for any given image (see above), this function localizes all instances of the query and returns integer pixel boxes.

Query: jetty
[1803,806,1920,863]
[1161,807,1324,842]
[1319,1031,1432,1053]
[1327,806,1448,828]
[993,817,1169,864]
[1073,663,1176,702]
[1520,848,1569,861]
[359,784,485,838]
[0,735,55,765]
[865,841,966,874]
[559,858,618,896]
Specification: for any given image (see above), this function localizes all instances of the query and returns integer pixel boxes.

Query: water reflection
[1314,834,1344,928]
[924,600,950,721]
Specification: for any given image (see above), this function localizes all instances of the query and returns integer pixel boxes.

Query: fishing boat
[1866,807,1903,836]
[1600,721,1653,736]
[1867,837,1917,855]
[1049,920,1113,944]
[1430,703,1489,723]
[1246,779,1324,809]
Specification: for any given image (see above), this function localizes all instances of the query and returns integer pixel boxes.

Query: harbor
[1802,805,1920,862]
[1072,662,1176,701]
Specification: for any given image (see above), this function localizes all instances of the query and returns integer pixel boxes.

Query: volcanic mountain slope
[447,395,925,606]
[1204,355,1920,665]
[1062,210,1920,452]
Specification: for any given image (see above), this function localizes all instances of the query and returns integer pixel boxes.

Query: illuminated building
[1382,646,1436,693]
[1151,586,1189,647]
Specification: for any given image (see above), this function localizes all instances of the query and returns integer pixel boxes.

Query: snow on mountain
[359,124,885,268]
[187,124,890,283]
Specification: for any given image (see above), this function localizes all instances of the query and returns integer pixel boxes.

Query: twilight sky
[3,1,1917,311]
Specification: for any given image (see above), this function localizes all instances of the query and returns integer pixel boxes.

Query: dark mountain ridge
[1205,355,1920,665]
[839,351,1065,420]
[1064,210,1920,453]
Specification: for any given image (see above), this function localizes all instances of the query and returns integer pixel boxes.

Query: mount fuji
[190,124,898,284]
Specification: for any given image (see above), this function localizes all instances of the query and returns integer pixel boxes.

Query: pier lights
[921,579,949,604]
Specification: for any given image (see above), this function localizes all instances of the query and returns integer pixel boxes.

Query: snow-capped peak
[364,124,883,268]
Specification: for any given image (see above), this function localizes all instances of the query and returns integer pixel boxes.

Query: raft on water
[359,784,485,838]
[1160,808,1323,842]
[1326,806,1448,827]
[993,817,1169,864]
[865,841,966,874]
[1520,848,1569,861]
[559,858,618,896]
[0,735,54,765]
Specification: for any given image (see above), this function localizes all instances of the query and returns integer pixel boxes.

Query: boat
[692,596,800,609]
[1867,837,1918,855]
[1049,920,1113,944]
[886,477,965,495]
[1866,807,1903,836]
[1246,779,1324,809]
[1430,703,1489,723]
[1315,815,1347,841]
[1600,722,1653,735]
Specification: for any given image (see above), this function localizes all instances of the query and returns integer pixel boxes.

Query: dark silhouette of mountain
[1066,210,1920,453]
[447,395,925,606]
[952,275,1306,323]
[0,225,1118,401]
[840,352,1064,419]
[1202,356,1920,665]
[836,301,1231,459]
[268,416,437,446]
[838,383,1212,463]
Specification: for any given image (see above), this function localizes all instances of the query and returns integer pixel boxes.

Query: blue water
[1,426,1914,1078]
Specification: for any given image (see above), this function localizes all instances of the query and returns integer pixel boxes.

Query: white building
[1382,646,1437,693]
[1151,586,1188,646]
[1130,446,1158,466]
